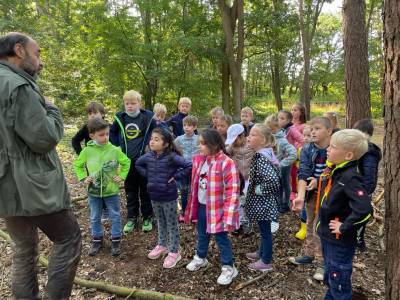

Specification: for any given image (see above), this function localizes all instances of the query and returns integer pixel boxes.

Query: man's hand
[306,177,317,191]
[291,196,304,213]
[84,176,93,185]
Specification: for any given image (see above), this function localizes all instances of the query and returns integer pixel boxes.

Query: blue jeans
[280,165,292,211]
[89,195,121,239]
[258,220,273,264]
[321,239,355,300]
[196,204,234,266]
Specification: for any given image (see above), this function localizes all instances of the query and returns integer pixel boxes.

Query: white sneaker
[271,221,279,234]
[217,265,238,285]
[186,255,208,271]
[313,266,324,281]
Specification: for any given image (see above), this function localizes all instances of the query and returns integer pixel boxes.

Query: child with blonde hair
[323,111,340,133]
[240,106,254,136]
[153,103,167,125]
[209,107,225,129]
[244,124,281,271]
[167,97,192,137]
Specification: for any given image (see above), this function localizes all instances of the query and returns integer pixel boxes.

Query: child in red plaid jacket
[185,129,240,286]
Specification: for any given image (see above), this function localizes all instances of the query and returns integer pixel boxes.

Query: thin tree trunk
[383,1,400,299]
[221,50,231,113]
[270,52,283,110]
[343,0,371,128]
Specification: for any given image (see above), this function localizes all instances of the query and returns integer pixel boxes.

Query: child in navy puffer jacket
[136,128,192,269]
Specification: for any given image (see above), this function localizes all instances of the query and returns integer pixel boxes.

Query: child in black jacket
[317,129,372,300]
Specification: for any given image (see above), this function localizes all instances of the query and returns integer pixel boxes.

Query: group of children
[71,91,381,298]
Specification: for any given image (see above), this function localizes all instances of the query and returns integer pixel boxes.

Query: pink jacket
[285,126,304,149]
[185,151,240,234]
[293,123,305,135]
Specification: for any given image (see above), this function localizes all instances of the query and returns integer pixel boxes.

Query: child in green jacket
[74,118,130,257]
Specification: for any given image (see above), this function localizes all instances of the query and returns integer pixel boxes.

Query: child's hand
[306,177,317,191]
[291,196,304,213]
[329,219,342,235]
[255,185,262,196]
[84,176,93,185]
[113,175,123,184]
[168,177,175,183]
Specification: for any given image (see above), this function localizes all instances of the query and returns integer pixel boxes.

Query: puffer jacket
[135,151,192,201]
[274,130,297,168]
[358,142,382,195]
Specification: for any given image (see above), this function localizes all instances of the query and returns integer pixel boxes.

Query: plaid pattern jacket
[185,151,240,234]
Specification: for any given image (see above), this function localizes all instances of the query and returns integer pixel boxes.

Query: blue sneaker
[288,255,314,265]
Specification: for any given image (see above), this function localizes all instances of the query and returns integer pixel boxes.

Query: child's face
[183,123,196,136]
[247,127,265,150]
[240,112,252,125]
[124,98,140,114]
[155,111,166,121]
[90,128,109,145]
[311,122,332,145]
[303,127,312,144]
[88,111,103,120]
[278,112,290,128]
[199,136,211,156]
[217,120,229,136]
[179,102,191,114]
[327,141,354,165]
[233,134,246,147]
[212,112,223,126]
[291,105,301,120]
[149,132,167,153]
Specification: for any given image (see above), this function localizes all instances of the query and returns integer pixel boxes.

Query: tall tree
[343,0,371,128]
[218,0,244,119]
[298,0,327,119]
[383,1,400,298]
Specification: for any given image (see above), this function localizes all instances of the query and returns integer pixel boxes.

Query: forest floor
[0,125,385,300]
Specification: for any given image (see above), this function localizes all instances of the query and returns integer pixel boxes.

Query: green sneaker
[123,218,137,234]
[142,219,153,232]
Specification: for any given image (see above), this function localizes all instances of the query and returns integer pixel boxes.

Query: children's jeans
[279,165,292,211]
[321,239,355,300]
[258,220,273,264]
[151,200,180,253]
[196,204,234,266]
[89,195,121,239]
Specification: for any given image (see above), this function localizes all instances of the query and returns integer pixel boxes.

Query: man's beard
[21,54,39,79]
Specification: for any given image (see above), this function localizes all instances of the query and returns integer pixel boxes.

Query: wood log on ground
[0,229,193,300]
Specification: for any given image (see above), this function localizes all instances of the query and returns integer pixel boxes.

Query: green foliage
[0,0,384,121]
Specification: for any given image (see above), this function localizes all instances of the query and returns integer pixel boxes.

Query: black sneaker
[111,239,121,257]
[89,238,103,256]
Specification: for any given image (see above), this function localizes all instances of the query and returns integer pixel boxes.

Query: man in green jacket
[0,32,81,299]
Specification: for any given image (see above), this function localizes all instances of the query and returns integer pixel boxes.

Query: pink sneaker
[178,215,185,223]
[148,245,168,260]
[248,259,273,272]
[163,252,182,269]
[245,251,260,261]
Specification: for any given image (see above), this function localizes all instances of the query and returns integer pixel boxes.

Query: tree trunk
[343,0,371,128]
[270,52,283,110]
[299,0,325,120]
[383,1,400,299]
[218,0,244,120]
[221,50,231,114]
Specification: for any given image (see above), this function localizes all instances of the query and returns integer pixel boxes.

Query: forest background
[0,0,384,122]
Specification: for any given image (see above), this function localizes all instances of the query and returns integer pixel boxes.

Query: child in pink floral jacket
[185,129,240,286]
